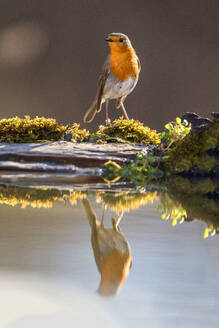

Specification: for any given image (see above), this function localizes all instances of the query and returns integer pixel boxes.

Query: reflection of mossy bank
[96,191,158,214]
[0,185,86,208]
[159,177,219,238]
[0,184,158,212]
[0,181,218,238]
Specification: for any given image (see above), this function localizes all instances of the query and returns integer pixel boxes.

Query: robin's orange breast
[110,47,139,82]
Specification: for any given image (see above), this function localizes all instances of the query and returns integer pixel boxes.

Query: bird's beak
[105,37,113,42]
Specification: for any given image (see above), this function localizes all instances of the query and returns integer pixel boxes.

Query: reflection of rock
[0,21,48,67]
[82,198,132,296]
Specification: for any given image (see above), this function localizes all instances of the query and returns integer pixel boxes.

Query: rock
[181,112,212,131]
[0,141,148,171]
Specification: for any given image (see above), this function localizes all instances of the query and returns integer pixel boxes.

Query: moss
[0,116,66,143]
[0,116,89,143]
[65,123,89,142]
[102,116,218,183]
[90,117,161,146]
[0,116,160,146]
[164,117,219,173]
[0,115,218,184]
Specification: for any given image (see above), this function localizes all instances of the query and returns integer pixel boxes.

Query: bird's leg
[116,211,124,227]
[112,211,124,231]
[105,100,111,126]
[120,101,129,120]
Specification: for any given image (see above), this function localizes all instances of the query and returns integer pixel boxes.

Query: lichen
[90,117,161,146]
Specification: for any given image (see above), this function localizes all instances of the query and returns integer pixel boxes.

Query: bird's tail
[83,98,103,123]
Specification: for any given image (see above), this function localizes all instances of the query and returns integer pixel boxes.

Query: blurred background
[0,0,218,131]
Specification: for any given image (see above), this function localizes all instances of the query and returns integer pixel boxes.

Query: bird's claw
[105,118,111,126]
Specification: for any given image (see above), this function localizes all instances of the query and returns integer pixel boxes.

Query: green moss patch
[65,123,89,142]
[89,117,161,146]
[0,116,89,143]
[0,116,160,145]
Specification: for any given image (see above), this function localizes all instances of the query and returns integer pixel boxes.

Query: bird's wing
[96,58,111,112]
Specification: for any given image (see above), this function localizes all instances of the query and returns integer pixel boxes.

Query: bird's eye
[119,38,124,42]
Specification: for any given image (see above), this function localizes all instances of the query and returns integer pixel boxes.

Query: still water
[0,187,218,328]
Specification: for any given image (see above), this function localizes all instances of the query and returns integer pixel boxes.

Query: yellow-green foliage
[161,117,191,149]
[0,116,89,143]
[65,123,89,142]
[164,118,219,172]
[0,185,86,208]
[104,153,164,186]
[90,117,160,146]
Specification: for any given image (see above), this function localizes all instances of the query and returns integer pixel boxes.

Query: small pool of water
[0,189,218,327]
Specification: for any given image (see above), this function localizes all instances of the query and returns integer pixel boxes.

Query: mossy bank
[0,113,218,183]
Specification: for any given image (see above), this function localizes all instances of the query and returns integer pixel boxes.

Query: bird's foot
[112,217,121,232]
[105,118,111,126]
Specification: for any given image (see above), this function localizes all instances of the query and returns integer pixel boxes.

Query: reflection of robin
[83,33,141,124]
[82,199,132,296]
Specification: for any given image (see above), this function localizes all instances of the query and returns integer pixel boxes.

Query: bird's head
[97,249,132,297]
[105,33,132,52]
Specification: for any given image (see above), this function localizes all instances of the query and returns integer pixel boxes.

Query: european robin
[83,32,141,124]
[82,198,132,297]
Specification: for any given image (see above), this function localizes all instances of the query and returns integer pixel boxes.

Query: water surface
[0,190,218,327]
